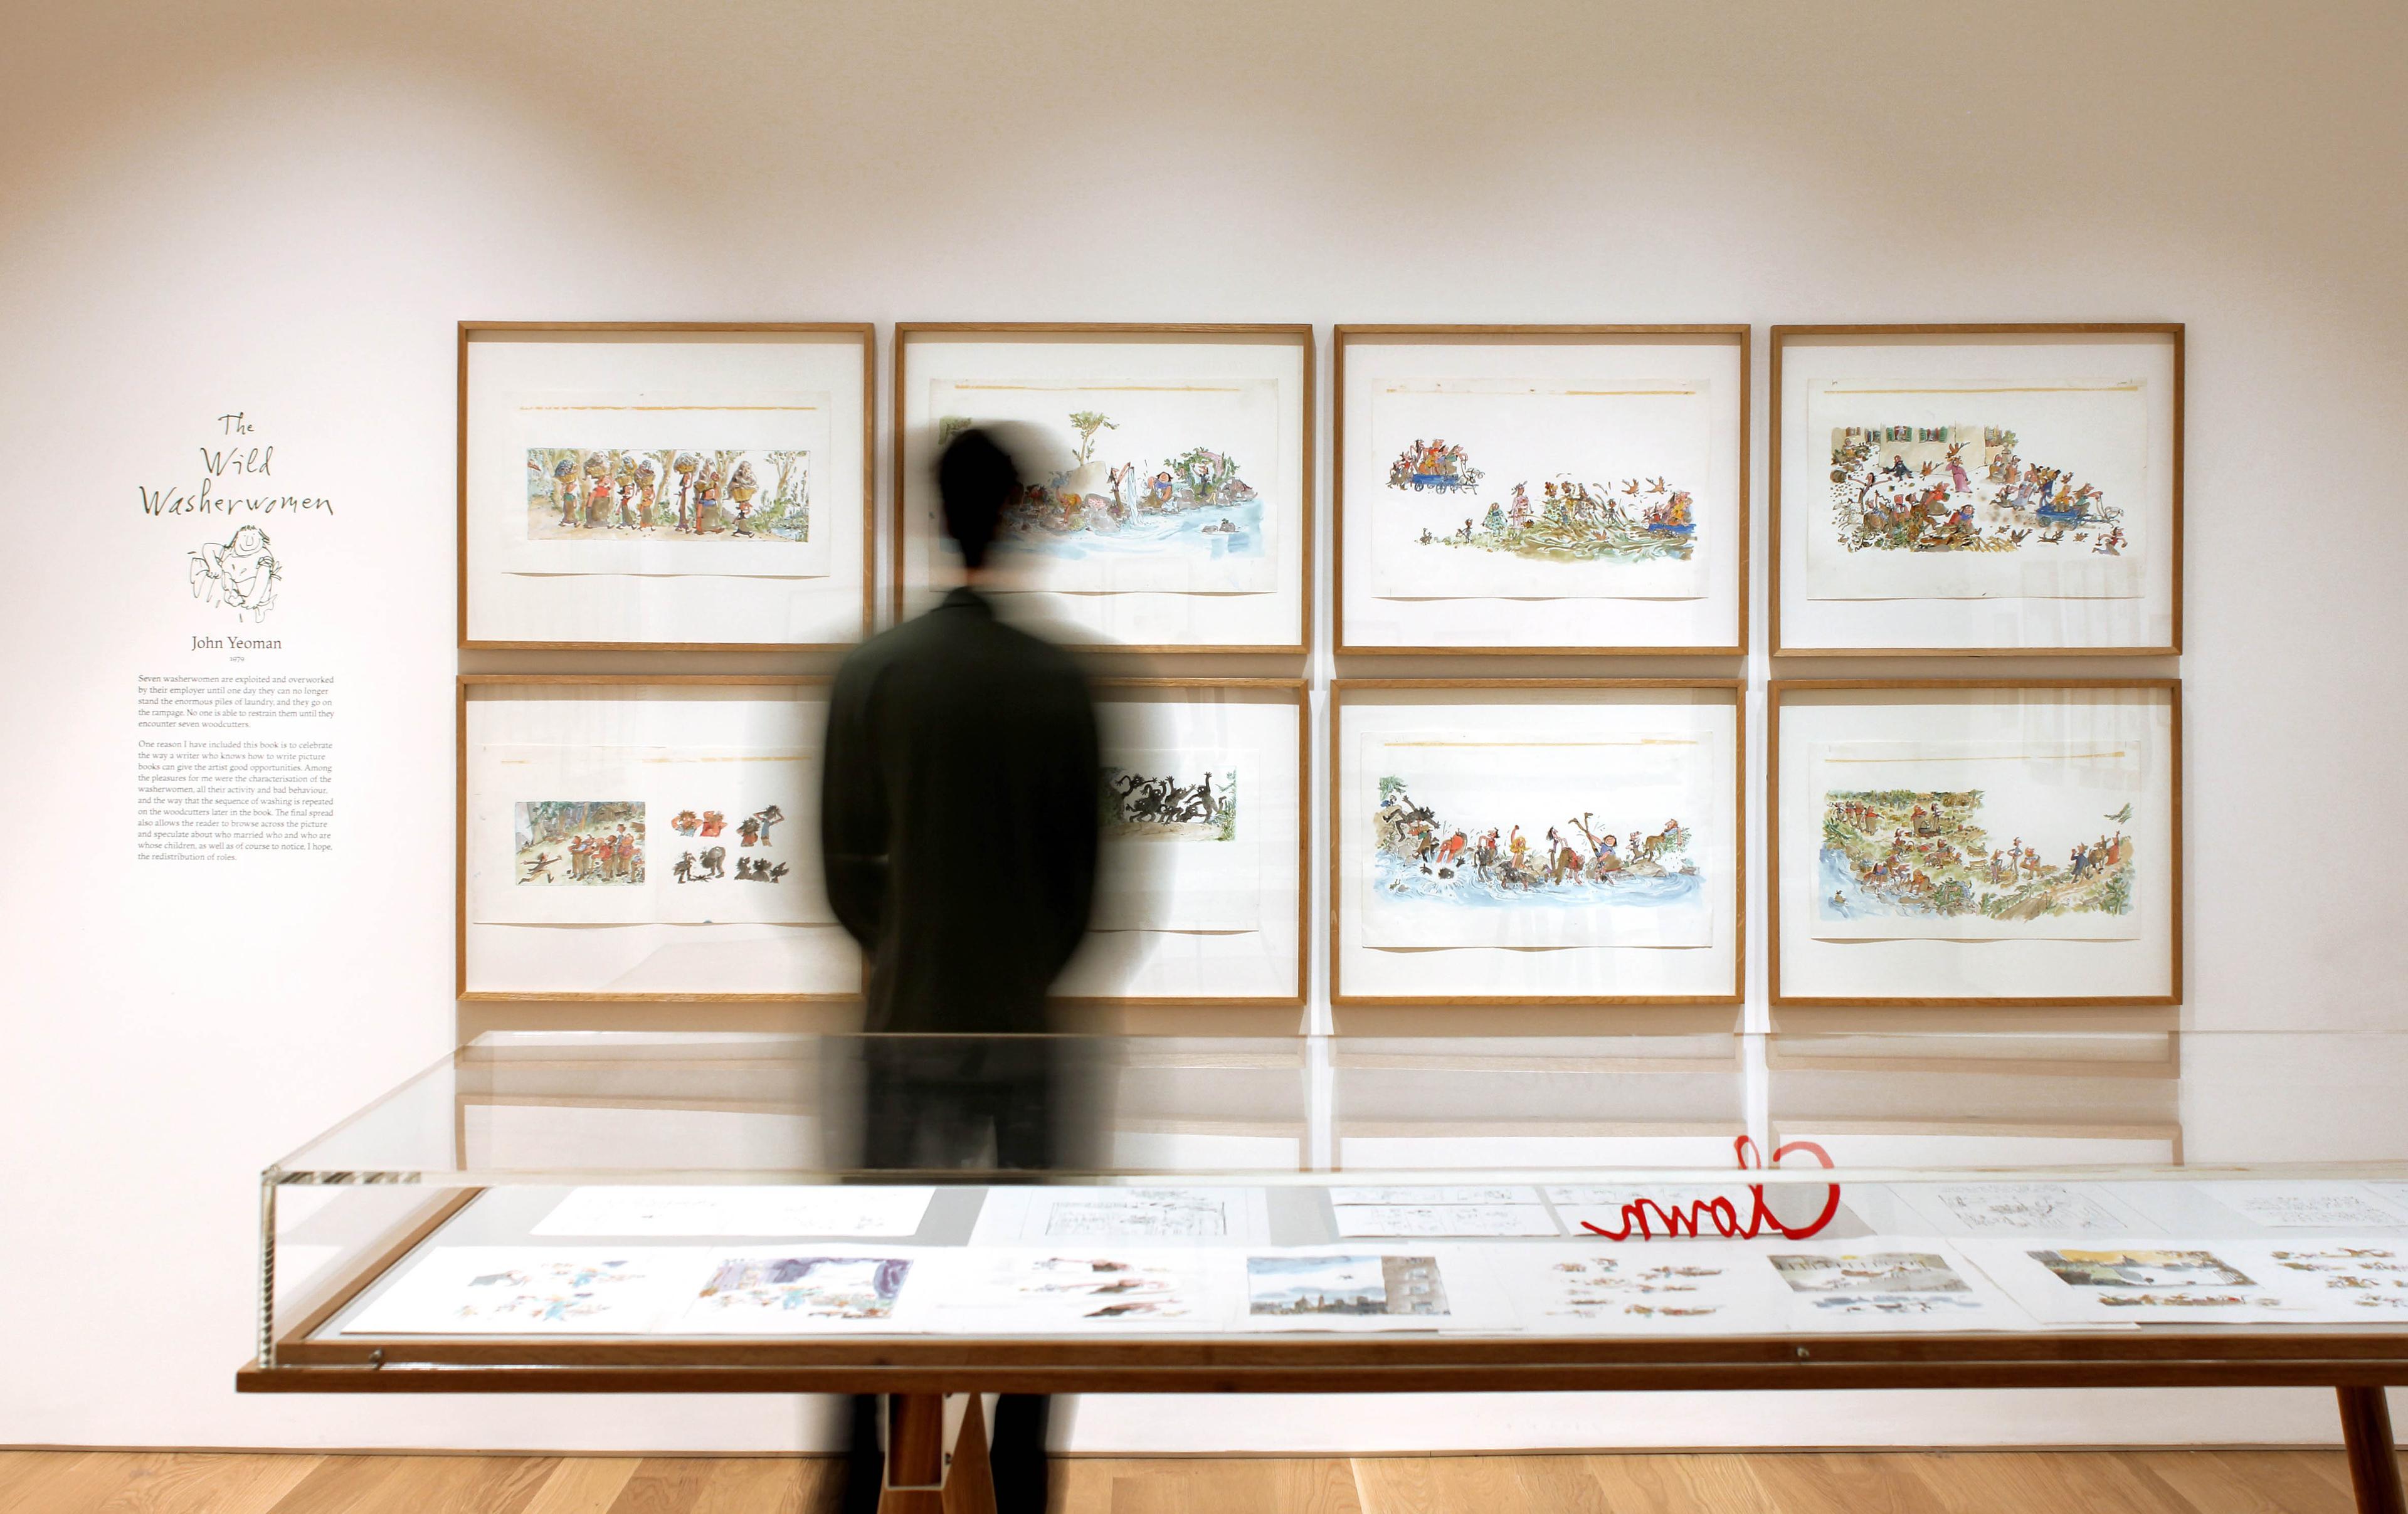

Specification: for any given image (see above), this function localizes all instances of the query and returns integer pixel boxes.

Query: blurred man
[821,426,1101,1514]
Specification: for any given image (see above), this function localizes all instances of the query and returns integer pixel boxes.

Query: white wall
[3,0,2404,1454]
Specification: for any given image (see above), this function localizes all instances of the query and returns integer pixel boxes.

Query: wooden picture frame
[1769,322,2184,657]
[890,322,1315,654]
[1767,678,2183,1008]
[1333,324,1750,656]
[1329,678,1746,1007]
[1057,676,1311,1009]
[455,674,860,1003]
[457,321,876,651]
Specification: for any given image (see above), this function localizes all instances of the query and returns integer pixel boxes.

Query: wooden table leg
[2339,1386,2406,1514]
[880,1392,995,1514]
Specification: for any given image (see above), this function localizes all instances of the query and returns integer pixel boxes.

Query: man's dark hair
[937,427,1019,571]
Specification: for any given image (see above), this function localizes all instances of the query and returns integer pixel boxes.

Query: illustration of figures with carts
[1387,438,1484,493]
[1828,424,2125,558]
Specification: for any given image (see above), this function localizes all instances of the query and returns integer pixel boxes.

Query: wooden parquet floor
[0,1447,2399,1513]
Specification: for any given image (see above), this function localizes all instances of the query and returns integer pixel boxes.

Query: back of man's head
[938,427,1020,572]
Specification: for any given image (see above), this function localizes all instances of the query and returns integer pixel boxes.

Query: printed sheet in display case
[458,676,862,1001]
[1335,326,1748,653]
[1770,680,2180,1006]
[1331,680,1743,1006]
[1771,324,2182,654]
[459,323,874,649]
[894,324,1312,653]
[1054,678,1307,1006]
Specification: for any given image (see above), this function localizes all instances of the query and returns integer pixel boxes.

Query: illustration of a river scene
[943,412,1262,562]
[1829,424,2126,556]
[1101,767,1237,843]
[1395,440,1696,564]
[514,801,645,886]
[524,447,810,542]
[1375,775,1701,909]
[1818,788,2135,923]
[664,804,791,885]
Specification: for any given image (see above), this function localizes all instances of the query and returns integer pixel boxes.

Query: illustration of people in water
[1819,788,2134,922]
[1410,467,1697,565]
[936,411,1262,556]
[524,446,811,544]
[1827,424,2121,556]
[187,525,280,622]
[1373,776,1697,905]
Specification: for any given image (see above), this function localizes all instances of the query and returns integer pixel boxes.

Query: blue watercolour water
[1375,851,1703,911]
[1000,498,1267,565]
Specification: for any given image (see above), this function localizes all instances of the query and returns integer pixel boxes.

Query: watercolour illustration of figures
[341,1249,684,1335]
[1827,424,2123,558]
[667,803,791,886]
[1799,378,2149,602]
[939,407,1264,568]
[1247,1254,1448,1317]
[1363,379,1714,601]
[1808,739,2148,942]
[514,801,645,886]
[1544,1256,1739,1321]
[2268,1248,2408,1312]
[1819,786,2133,924]
[1101,766,1237,843]
[187,525,280,622]
[921,366,1287,596]
[2024,1246,2288,1311]
[524,446,810,544]
[1768,1251,1989,1317]
[690,1256,911,1320]
[493,391,834,581]
[1358,727,1718,951]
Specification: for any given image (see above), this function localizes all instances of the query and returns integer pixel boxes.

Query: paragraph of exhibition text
[135,675,334,860]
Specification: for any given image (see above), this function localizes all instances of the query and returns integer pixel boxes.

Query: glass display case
[242,1030,2408,1510]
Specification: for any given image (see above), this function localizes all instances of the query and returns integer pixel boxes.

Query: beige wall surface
[2,0,2404,1454]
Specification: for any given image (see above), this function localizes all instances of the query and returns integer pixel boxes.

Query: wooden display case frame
[889,322,1316,655]
[455,673,860,1004]
[1766,677,2184,1009]
[456,320,878,651]
[1332,323,1751,656]
[1328,678,1748,1008]
[1064,676,1313,1011]
[1767,321,2185,657]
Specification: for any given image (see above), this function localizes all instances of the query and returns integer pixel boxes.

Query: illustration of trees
[1069,410,1117,465]
[937,415,974,447]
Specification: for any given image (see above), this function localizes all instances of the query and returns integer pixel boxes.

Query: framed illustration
[892,323,1313,653]
[457,675,860,1002]
[1330,680,1744,1006]
[1334,325,1748,654]
[1768,680,2182,1007]
[1770,323,2182,655]
[458,322,874,649]
[1055,678,1309,1007]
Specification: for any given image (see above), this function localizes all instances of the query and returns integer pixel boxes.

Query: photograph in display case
[1771,324,2182,654]
[1055,678,1308,1006]
[1331,680,1743,1006]
[1770,680,2181,1006]
[459,322,874,649]
[1335,326,1748,653]
[894,323,1312,652]
[457,676,862,1001]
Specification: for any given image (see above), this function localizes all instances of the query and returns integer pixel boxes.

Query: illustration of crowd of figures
[1828,424,2126,557]
[937,412,1260,552]
[1394,440,1696,565]
[458,1259,648,1324]
[665,804,789,885]
[514,801,645,886]
[1374,775,1700,908]
[1100,767,1237,843]
[524,446,810,542]
[1819,788,2134,922]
